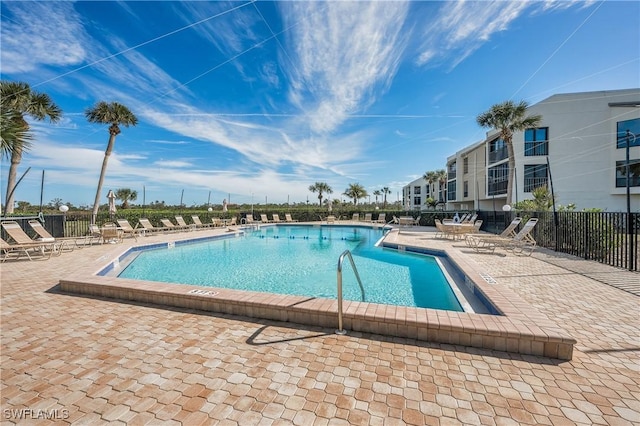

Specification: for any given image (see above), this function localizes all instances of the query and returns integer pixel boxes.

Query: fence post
[583,213,589,260]
[629,212,636,271]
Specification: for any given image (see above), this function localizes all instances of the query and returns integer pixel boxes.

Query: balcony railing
[524,177,548,192]
[488,180,507,196]
[488,147,508,164]
[616,176,640,187]
[524,141,548,156]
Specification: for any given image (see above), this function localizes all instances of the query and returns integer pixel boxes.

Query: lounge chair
[326,215,336,224]
[375,213,386,224]
[260,214,271,223]
[138,218,170,234]
[191,215,212,228]
[0,236,59,261]
[352,213,360,222]
[27,219,78,250]
[272,214,281,223]
[244,214,259,225]
[363,213,372,222]
[160,218,189,232]
[284,214,298,223]
[211,217,223,227]
[116,219,143,240]
[467,218,538,255]
[462,213,478,224]
[175,216,195,231]
[228,217,237,226]
[1,221,63,258]
[464,217,522,247]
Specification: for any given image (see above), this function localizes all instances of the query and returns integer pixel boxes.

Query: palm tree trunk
[91,134,116,224]
[4,147,23,214]
[506,141,515,206]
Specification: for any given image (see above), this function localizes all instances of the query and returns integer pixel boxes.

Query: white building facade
[401,176,443,211]
[446,89,640,212]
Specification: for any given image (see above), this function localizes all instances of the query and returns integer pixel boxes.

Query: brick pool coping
[59,224,576,360]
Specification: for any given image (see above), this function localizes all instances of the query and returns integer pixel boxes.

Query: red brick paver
[1,226,638,425]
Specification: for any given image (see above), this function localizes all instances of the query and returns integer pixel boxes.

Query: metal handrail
[336,250,365,335]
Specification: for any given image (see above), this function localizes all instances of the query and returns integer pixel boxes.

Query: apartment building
[401,175,446,211]
[445,89,640,212]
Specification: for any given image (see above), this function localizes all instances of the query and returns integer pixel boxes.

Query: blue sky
[1,0,639,208]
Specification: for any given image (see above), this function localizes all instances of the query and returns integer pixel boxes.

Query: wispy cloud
[416,1,531,68]
[154,160,194,168]
[281,1,410,134]
[0,2,88,74]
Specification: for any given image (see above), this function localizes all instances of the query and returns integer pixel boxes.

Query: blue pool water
[116,225,463,311]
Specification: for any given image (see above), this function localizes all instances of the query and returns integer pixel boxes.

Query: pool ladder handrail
[336,249,365,335]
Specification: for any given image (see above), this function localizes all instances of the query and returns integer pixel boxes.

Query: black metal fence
[3,209,637,271]
[478,210,639,271]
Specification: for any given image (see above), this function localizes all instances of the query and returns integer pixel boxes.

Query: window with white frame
[524,164,548,192]
[488,163,508,195]
[617,118,640,149]
[524,127,549,156]
[616,159,640,187]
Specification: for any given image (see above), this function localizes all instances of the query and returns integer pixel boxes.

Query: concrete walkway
[1,225,638,425]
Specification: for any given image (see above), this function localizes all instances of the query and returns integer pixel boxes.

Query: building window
[488,163,508,196]
[524,164,548,192]
[447,180,456,200]
[616,159,640,187]
[413,196,421,205]
[448,162,457,180]
[463,181,469,198]
[524,127,549,156]
[414,186,421,195]
[617,118,640,149]
[463,157,469,174]
[488,138,508,164]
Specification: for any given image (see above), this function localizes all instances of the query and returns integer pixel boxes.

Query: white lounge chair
[467,218,538,255]
[284,214,298,223]
[191,215,213,228]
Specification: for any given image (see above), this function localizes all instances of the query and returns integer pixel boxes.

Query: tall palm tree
[308,182,333,206]
[115,188,138,209]
[343,183,368,205]
[86,101,138,223]
[477,100,542,205]
[373,189,381,205]
[382,187,391,207]
[1,81,62,213]
[423,169,447,204]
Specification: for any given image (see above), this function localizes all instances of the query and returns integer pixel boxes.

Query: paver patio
[1,225,638,425]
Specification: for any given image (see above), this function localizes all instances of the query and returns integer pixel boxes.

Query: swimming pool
[60,224,577,359]
[114,225,464,311]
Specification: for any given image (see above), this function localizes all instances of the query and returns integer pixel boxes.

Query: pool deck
[1,223,639,424]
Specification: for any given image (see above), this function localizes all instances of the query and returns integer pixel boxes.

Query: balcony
[524,141,548,156]
[488,146,508,164]
[488,180,507,196]
[524,177,548,192]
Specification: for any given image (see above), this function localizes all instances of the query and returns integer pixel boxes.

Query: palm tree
[115,188,138,209]
[382,187,391,207]
[373,189,381,205]
[343,183,368,205]
[1,81,62,214]
[86,101,138,223]
[308,182,333,206]
[477,100,542,205]
[423,169,447,204]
